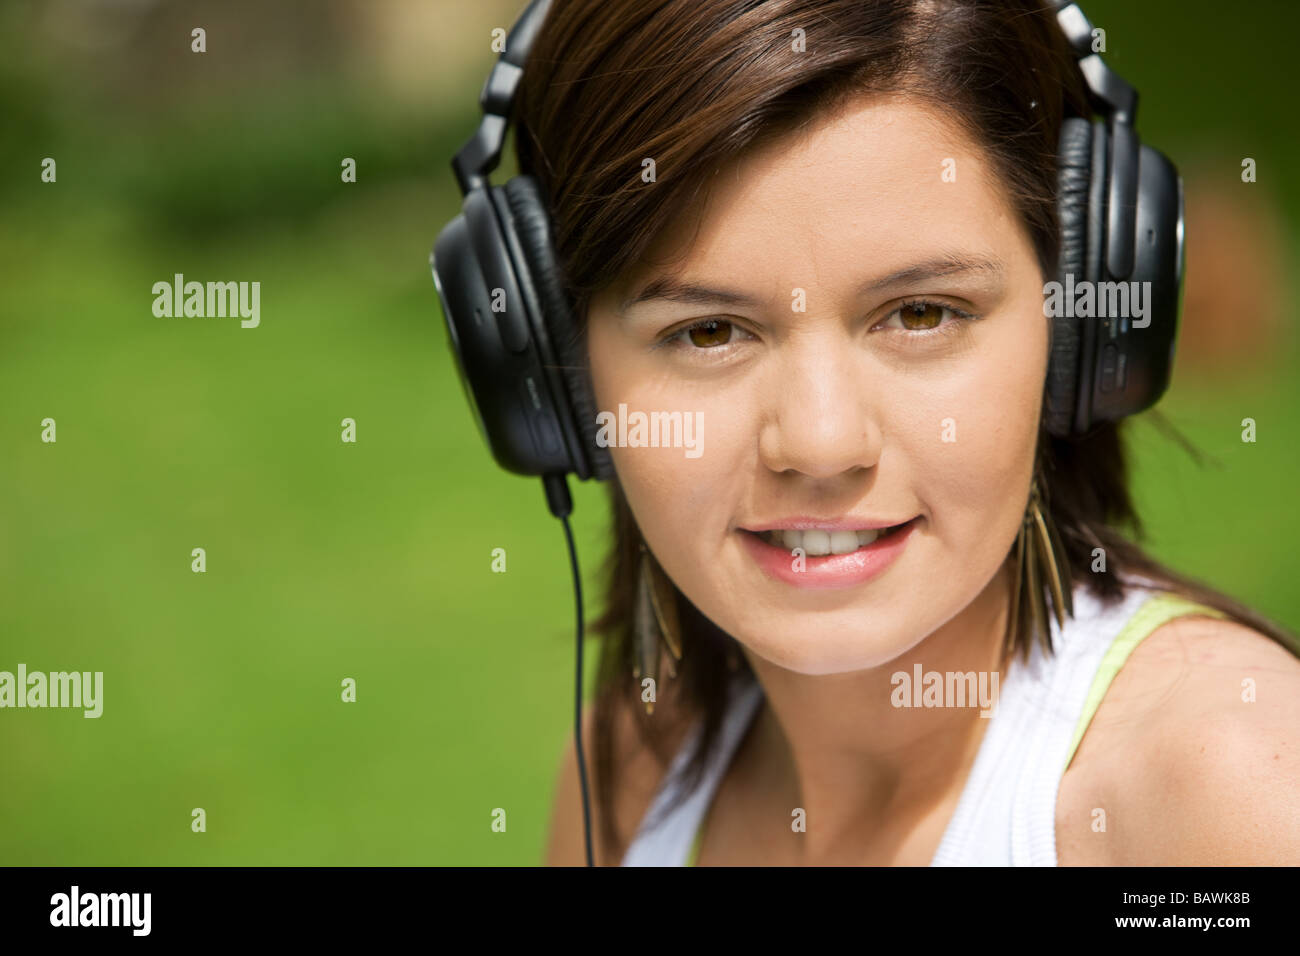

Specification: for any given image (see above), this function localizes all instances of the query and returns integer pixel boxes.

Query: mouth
[746,519,917,556]
[737,516,920,589]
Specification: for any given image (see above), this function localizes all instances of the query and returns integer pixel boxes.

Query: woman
[480,0,1300,865]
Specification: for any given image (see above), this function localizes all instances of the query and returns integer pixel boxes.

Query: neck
[740,558,1014,862]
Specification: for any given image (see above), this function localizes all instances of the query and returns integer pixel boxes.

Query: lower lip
[738,519,919,590]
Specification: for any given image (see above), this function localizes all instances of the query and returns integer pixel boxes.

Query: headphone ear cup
[502,176,614,481]
[1044,116,1095,438]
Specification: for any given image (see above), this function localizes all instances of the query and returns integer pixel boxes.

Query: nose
[757,336,883,480]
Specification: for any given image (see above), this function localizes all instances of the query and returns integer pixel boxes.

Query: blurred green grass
[1,0,1298,865]
[0,89,613,865]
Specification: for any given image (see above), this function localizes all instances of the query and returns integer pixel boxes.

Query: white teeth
[760,525,895,552]
[802,529,831,556]
[830,530,859,554]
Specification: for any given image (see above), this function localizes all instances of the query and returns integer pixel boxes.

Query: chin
[731,612,922,676]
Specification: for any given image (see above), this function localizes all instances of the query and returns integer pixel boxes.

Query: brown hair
[511,0,1300,862]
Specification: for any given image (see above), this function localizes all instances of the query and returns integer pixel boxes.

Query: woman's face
[586,92,1048,675]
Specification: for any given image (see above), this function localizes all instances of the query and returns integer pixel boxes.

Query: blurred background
[0,0,1295,865]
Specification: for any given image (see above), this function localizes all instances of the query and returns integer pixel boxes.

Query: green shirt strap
[1062,591,1226,773]
[687,820,704,866]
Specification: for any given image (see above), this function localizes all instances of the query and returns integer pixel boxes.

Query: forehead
[616,92,1027,304]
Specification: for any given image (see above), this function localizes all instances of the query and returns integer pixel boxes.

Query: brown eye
[899,301,944,330]
[872,300,977,338]
[686,318,733,347]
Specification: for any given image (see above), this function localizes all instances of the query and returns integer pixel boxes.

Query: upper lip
[741,515,915,532]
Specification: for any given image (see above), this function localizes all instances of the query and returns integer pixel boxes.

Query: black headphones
[432,0,1185,483]
[430,0,1185,867]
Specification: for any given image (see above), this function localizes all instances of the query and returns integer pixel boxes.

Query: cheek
[588,320,750,571]
[900,309,1048,537]
[605,399,753,575]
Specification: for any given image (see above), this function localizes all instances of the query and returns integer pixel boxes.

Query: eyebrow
[619,253,1006,313]
[620,276,760,312]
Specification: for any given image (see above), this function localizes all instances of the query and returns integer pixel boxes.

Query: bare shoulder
[1059,610,1300,865]
[545,684,695,867]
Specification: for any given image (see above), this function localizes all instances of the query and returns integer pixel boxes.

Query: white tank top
[620,578,1225,866]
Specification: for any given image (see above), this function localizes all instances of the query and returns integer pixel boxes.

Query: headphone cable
[543,474,595,867]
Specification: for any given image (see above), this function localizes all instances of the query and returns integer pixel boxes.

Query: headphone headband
[1052,0,1141,280]
[452,0,1148,285]
[1052,1,1136,123]
[453,1,1128,193]
[451,0,553,194]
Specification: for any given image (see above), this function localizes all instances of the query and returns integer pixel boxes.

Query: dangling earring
[633,540,683,715]
[1006,472,1074,660]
